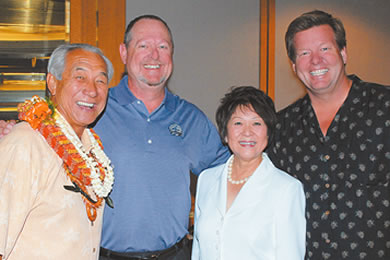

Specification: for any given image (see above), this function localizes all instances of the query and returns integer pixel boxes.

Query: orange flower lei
[17,95,114,223]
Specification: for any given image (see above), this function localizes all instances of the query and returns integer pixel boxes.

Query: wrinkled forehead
[65,49,107,75]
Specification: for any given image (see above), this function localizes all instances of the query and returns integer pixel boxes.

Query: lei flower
[18,95,114,223]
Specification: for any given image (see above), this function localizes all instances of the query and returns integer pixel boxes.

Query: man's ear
[292,62,296,74]
[119,43,128,65]
[46,73,57,96]
[340,47,347,65]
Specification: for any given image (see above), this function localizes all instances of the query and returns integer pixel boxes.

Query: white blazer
[192,153,306,260]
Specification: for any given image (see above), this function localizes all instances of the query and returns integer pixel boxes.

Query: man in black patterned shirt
[268,10,390,260]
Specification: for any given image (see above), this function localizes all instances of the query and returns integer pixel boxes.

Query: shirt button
[93,248,96,253]
[148,139,152,144]
[325,183,330,188]
[324,155,330,161]
[147,118,151,122]
[137,101,141,104]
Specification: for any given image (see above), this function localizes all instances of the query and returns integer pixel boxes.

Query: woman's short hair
[285,10,346,62]
[216,86,276,147]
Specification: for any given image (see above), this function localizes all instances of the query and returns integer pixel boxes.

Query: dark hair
[216,86,276,147]
[123,14,174,50]
[285,10,346,62]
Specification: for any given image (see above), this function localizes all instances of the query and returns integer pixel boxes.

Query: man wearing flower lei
[0,43,114,260]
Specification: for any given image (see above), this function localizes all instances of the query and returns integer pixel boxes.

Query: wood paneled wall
[70,0,125,87]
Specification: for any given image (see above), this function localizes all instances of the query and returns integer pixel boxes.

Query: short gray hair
[48,43,114,82]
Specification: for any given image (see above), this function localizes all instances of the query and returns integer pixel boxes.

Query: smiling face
[226,105,268,164]
[120,18,173,91]
[292,25,347,96]
[48,49,109,137]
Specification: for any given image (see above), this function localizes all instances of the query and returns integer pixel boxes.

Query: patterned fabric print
[268,75,390,260]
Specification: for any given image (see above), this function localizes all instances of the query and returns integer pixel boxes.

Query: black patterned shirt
[268,75,390,259]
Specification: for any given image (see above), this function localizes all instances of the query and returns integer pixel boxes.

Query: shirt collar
[111,75,177,112]
[111,76,137,105]
[346,74,363,100]
[296,94,313,119]
[299,74,361,119]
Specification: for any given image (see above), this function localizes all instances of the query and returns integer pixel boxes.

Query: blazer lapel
[227,153,273,216]
[206,156,233,217]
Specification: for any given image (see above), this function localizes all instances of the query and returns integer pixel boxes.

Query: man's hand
[0,119,16,138]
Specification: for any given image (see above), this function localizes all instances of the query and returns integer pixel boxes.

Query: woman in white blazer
[192,86,306,260]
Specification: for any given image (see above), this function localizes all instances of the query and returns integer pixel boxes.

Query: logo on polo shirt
[169,123,183,137]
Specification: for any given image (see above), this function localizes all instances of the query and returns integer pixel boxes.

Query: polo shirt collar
[112,76,176,112]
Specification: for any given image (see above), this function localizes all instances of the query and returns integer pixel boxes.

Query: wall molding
[259,0,275,99]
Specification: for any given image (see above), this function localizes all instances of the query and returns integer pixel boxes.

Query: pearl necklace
[227,156,250,185]
[55,111,114,198]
